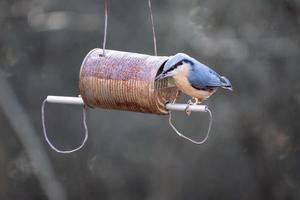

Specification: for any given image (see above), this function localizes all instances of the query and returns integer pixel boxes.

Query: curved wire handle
[41,98,88,153]
[167,101,213,145]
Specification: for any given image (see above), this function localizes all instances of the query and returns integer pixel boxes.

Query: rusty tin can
[79,49,179,115]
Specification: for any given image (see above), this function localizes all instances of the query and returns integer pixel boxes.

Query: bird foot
[185,98,200,116]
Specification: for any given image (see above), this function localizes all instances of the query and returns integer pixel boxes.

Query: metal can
[79,48,179,115]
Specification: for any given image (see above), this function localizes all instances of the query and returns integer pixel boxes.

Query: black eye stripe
[164,63,179,73]
[163,59,193,74]
[164,61,184,73]
[181,59,194,65]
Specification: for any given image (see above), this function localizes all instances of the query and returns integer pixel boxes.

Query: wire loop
[168,101,213,145]
[41,98,88,153]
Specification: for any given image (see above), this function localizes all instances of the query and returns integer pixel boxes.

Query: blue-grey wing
[188,66,224,90]
[187,68,208,90]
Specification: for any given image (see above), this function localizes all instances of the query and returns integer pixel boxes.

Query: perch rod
[45,96,207,112]
[46,96,84,105]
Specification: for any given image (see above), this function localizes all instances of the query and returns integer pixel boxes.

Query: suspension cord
[102,0,157,56]
[102,0,108,56]
[148,0,157,56]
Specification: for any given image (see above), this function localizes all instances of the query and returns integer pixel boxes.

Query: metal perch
[42,95,212,151]
[45,96,208,112]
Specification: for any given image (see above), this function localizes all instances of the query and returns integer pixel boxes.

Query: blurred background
[1,0,300,199]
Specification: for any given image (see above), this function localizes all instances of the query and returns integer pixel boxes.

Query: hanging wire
[101,0,155,56]
[148,0,157,56]
[41,99,88,153]
[101,0,108,56]
[168,100,213,145]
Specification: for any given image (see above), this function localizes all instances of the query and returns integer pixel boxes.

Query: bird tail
[220,76,233,91]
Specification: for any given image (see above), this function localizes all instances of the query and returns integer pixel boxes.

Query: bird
[155,53,232,112]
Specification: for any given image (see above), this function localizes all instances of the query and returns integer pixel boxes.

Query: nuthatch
[156,53,232,106]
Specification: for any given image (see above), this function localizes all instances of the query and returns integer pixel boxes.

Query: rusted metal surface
[79,49,179,115]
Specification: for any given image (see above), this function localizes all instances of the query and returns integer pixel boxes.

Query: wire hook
[41,98,88,153]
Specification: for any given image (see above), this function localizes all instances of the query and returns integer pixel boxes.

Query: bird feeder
[43,48,209,115]
[42,0,213,153]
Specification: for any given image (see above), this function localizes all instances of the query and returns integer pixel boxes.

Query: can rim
[79,48,98,107]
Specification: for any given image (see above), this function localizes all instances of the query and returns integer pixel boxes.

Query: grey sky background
[1,0,300,199]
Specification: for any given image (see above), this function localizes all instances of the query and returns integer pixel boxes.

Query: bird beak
[155,73,166,81]
[225,86,233,91]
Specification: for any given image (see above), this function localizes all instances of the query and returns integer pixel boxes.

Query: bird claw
[185,100,193,116]
[185,98,200,116]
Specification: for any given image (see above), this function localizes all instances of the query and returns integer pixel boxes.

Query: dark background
[1,0,300,199]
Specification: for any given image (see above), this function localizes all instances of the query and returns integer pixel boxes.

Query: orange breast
[172,64,214,101]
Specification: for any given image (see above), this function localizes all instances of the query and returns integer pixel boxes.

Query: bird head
[155,53,194,81]
[155,62,189,80]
